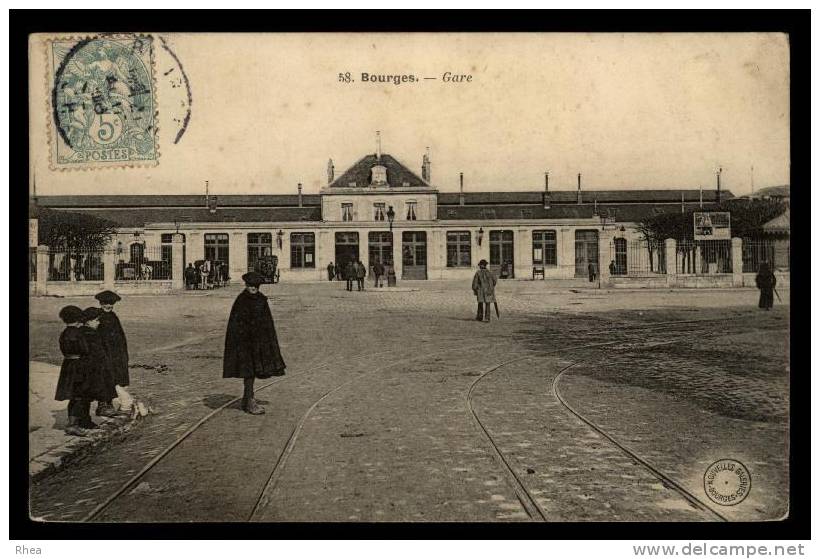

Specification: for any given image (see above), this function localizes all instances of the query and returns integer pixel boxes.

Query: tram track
[465,315,773,522]
[82,334,506,522]
[81,314,777,523]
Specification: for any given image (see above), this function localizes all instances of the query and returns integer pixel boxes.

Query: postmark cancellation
[47,34,159,170]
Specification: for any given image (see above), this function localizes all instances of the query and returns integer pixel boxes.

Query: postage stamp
[48,34,158,169]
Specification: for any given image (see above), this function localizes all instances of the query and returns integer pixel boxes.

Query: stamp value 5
[48,35,158,170]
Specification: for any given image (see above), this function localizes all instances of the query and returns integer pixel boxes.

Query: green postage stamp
[48,34,158,169]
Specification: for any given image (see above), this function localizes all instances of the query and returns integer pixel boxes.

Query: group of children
[55,290,132,437]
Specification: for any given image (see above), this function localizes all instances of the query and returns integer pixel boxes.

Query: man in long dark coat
[223,271,286,415]
[472,259,497,322]
[95,290,131,416]
[755,262,777,310]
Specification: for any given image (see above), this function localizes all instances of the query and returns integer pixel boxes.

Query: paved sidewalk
[29,361,136,481]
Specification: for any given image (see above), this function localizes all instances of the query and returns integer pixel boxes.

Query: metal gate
[401,231,427,279]
[609,239,666,276]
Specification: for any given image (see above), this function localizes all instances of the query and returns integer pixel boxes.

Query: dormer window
[374,203,386,221]
[370,165,388,186]
[406,201,417,221]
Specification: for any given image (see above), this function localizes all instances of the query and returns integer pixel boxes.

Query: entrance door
[204,233,230,270]
[335,232,360,268]
[489,230,514,278]
[575,230,599,277]
[401,231,427,279]
[368,232,393,273]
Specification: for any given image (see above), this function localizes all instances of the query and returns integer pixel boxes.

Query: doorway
[401,231,427,279]
[335,232,360,268]
[489,230,514,278]
[368,232,393,273]
[575,230,599,277]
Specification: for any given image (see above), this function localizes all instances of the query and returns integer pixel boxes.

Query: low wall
[34,280,174,297]
[609,276,670,289]
[742,272,790,289]
[675,274,735,288]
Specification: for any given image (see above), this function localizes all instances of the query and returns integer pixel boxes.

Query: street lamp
[477,227,484,246]
[276,229,284,249]
[387,205,395,232]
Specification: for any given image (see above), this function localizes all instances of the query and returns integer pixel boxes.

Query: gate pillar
[731,237,743,287]
[172,234,185,290]
[103,247,116,289]
[36,245,49,296]
[665,238,677,287]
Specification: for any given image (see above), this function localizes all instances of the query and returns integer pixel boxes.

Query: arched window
[614,237,627,275]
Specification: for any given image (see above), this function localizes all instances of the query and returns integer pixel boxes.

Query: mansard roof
[437,189,733,205]
[328,154,429,188]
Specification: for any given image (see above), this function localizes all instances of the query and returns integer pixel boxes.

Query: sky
[30,32,790,197]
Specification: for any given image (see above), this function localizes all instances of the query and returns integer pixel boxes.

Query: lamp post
[387,206,395,232]
[276,229,284,249]
[477,227,484,246]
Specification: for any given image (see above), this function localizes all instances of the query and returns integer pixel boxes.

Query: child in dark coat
[95,290,132,416]
[54,306,90,436]
[79,307,119,427]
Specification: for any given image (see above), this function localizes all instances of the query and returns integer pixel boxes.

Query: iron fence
[742,238,790,273]
[115,245,172,281]
[47,249,105,281]
[608,239,666,277]
[676,239,732,275]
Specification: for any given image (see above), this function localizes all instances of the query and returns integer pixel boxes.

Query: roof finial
[205,180,209,208]
[545,171,549,193]
[376,130,381,160]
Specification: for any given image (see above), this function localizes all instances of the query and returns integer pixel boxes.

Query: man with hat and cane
[223,271,286,415]
[94,290,133,417]
[472,259,498,322]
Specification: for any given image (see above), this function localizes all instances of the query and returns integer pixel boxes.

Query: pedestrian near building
[327,262,335,281]
[588,262,597,282]
[472,259,497,322]
[372,259,385,288]
[335,263,342,281]
[755,262,777,311]
[356,259,366,291]
[609,260,616,276]
[55,306,91,436]
[345,260,355,291]
[223,272,286,414]
[187,263,200,289]
[95,290,132,416]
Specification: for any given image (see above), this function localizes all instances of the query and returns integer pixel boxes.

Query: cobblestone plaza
[28,281,790,522]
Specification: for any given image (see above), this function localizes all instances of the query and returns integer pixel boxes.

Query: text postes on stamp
[49,35,158,169]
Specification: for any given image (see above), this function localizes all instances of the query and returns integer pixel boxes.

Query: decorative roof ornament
[327,159,335,184]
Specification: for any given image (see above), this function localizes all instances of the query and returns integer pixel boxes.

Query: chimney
[376,130,382,161]
[577,173,582,204]
[297,183,303,208]
[681,191,685,214]
[716,167,722,205]
[459,172,465,206]
[422,147,431,183]
[543,172,551,209]
[205,180,209,208]
[327,159,335,184]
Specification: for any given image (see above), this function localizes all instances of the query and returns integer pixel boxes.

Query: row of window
[154,229,573,270]
[342,202,418,222]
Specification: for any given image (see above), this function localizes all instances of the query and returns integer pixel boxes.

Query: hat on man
[94,290,122,304]
[81,307,103,322]
[241,271,265,287]
[59,305,84,324]
[478,259,488,267]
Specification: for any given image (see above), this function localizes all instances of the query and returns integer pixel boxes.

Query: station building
[34,149,731,283]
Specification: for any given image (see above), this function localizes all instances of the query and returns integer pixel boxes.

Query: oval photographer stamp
[703,459,752,506]
[48,34,158,169]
